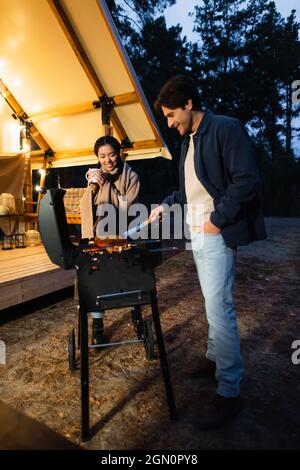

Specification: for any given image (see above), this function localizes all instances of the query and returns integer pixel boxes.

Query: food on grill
[94,235,131,252]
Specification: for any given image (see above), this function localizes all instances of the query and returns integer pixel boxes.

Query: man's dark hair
[154,75,203,115]
[94,135,121,156]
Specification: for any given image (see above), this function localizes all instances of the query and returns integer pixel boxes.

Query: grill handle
[96,289,143,303]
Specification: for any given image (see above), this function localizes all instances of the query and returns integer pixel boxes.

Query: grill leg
[80,307,90,441]
[77,305,81,349]
[150,294,177,420]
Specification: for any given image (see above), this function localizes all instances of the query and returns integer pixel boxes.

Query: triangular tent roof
[0,0,171,169]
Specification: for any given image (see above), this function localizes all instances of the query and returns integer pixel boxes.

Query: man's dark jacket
[163,109,266,247]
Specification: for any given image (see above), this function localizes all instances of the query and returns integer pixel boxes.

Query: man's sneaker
[198,394,243,431]
[190,357,216,378]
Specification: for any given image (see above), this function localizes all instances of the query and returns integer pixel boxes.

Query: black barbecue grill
[38,188,177,441]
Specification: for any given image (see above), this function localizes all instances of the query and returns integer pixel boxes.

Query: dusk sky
[165,0,300,42]
[163,0,300,151]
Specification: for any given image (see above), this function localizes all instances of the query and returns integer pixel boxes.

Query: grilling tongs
[122,217,151,239]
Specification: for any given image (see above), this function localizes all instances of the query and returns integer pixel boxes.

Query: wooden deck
[0,245,75,310]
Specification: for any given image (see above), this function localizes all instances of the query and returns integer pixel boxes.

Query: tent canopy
[0,0,171,169]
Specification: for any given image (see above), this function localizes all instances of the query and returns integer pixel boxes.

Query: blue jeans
[190,232,244,397]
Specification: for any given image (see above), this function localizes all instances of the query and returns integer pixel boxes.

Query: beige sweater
[80,162,140,239]
[184,133,214,232]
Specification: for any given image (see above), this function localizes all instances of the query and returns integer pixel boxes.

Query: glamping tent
[0,0,171,309]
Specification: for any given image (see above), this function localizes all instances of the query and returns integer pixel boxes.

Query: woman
[81,135,140,240]
[80,136,140,344]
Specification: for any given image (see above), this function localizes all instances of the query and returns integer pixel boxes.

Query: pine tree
[193,0,251,115]
[278,11,300,158]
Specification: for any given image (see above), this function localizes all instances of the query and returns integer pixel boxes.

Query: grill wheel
[131,306,143,340]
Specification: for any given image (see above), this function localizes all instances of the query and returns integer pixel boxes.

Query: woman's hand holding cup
[85,169,105,187]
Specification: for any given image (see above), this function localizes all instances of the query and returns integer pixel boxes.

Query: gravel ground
[0,217,299,450]
[238,217,300,262]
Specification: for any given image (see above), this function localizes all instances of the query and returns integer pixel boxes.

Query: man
[150,75,266,430]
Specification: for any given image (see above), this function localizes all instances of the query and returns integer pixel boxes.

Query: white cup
[85,169,98,184]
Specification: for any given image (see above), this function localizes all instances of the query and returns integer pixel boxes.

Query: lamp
[2,234,13,250]
[14,233,26,248]
[35,185,47,194]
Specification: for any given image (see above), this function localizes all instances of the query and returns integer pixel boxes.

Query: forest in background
[105,0,300,216]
